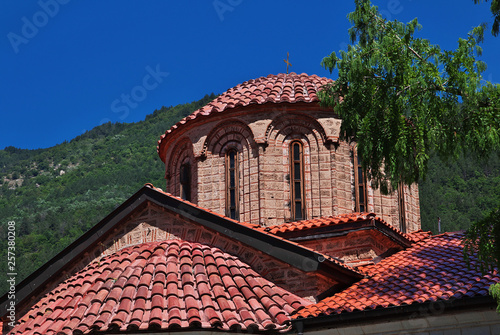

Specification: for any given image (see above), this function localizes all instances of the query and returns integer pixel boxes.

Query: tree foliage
[319,0,500,193]
[420,152,500,233]
[463,206,500,273]
[463,203,500,311]
[474,0,500,36]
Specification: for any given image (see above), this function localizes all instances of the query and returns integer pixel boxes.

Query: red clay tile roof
[405,229,433,243]
[157,73,333,160]
[293,232,499,319]
[262,213,380,234]
[262,213,426,245]
[12,240,310,335]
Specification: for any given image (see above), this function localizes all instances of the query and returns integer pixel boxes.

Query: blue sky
[1,1,499,149]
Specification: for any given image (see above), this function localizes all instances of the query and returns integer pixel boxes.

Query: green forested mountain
[0,93,499,296]
[0,94,215,295]
[419,153,500,233]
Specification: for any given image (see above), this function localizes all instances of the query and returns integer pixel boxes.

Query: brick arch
[264,112,328,146]
[166,137,194,178]
[198,120,259,223]
[165,137,197,201]
[219,140,244,156]
[271,117,330,222]
[280,135,313,222]
[202,120,257,157]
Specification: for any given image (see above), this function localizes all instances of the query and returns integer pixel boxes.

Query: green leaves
[473,0,500,36]
[319,0,500,192]
[463,206,500,273]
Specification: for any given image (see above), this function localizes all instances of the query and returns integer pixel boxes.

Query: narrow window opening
[225,149,239,220]
[353,150,368,212]
[290,141,305,221]
[398,184,407,233]
[180,162,191,201]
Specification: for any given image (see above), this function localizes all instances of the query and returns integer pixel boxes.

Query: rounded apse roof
[157,72,333,160]
[11,239,307,334]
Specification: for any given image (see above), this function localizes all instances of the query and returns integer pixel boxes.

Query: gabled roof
[262,213,425,248]
[292,232,499,324]
[12,240,309,334]
[157,73,333,161]
[142,185,363,283]
[0,184,362,321]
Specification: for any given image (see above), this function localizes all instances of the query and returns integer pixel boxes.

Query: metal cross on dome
[284,52,292,74]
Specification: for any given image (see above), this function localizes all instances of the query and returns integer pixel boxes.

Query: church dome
[157,72,333,161]
[155,72,420,231]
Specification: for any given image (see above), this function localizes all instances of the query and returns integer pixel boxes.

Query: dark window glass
[290,141,305,221]
[293,142,300,158]
[294,163,301,180]
[398,184,407,233]
[226,149,239,220]
[180,163,191,201]
[353,149,368,212]
[295,182,301,200]
[295,205,302,221]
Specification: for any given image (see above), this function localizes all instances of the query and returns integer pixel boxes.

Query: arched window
[179,162,191,201]
[353,149,368,212]
[225,149,239,220]
[290,141,305,221]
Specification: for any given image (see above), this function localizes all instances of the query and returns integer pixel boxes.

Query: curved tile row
[11,240,309,335]
[293,232,499,319]
[157,72,334,155]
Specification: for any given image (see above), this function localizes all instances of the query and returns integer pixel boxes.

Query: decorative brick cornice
[158,73,334,162]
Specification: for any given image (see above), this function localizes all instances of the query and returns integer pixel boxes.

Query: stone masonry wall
[298,230,403,267]
[21,202,332,317]
[162,104,421,232]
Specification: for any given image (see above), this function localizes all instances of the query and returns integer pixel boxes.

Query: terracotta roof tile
[141,184,362,278]
[293,232,500,319]
[12,240,310,334]
[261,213,378,234]
[406,229,433,243]
[157,73,333,160]
[261,212,431,245]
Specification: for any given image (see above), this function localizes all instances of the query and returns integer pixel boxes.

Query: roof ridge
[140,184,364,279]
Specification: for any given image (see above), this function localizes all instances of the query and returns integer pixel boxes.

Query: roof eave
[276,218,412,249]
[292,295,497,332]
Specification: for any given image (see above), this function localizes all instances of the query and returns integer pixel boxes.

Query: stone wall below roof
[298,229,404,268]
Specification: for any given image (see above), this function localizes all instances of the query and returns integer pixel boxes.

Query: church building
[1,73,499,334]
